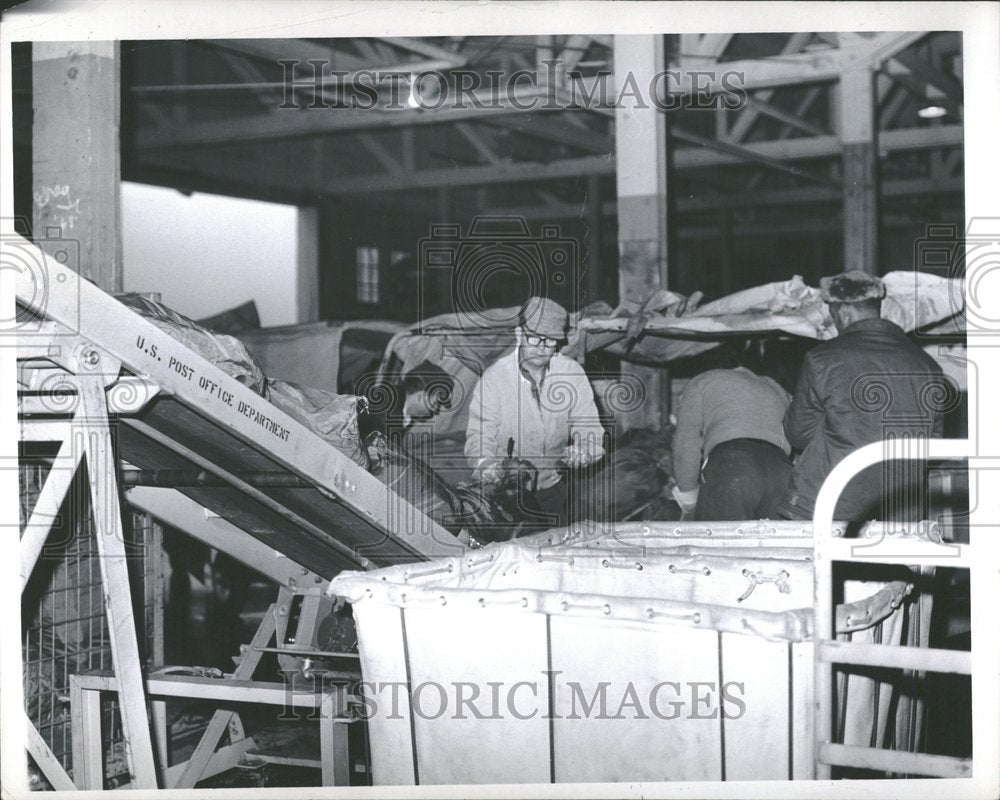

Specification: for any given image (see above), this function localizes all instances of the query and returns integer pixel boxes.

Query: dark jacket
[782,317,945,520]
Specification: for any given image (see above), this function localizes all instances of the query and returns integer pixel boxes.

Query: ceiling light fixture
[406,74,421,110]
[917,105,947,120]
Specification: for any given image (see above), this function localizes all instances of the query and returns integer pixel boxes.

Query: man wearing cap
[465,296,606,527]
[778,270,945,521]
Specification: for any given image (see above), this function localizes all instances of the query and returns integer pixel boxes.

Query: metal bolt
[314,575,323,584]
[288,578,297,588]
[82,348,100,367]
[278,605,288,616]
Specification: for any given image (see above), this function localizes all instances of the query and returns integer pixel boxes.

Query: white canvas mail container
[329,521,920,785]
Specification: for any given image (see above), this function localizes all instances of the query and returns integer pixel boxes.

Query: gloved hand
[671,485,699,518]
[561,444,593,469]
[478,458,504,486]
[562,438,604,469]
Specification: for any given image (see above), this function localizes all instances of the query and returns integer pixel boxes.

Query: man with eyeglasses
[465,296,607,529]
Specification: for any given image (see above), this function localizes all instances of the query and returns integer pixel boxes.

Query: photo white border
[1,2,997,799]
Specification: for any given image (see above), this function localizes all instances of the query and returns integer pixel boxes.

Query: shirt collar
[841,317,901,335]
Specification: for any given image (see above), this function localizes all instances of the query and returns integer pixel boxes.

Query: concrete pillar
[839,66,878,274]
[296,206,320,323]
[32,42,122,292]
[585,173,603,303]
[613,34,669,432]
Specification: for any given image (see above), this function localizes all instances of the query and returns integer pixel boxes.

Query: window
[356,246,380,304]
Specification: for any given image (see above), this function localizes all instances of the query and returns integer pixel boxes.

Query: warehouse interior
[9,29,980,791]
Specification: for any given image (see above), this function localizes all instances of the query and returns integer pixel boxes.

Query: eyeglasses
[524,333,563,348]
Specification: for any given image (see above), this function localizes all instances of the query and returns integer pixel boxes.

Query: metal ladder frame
[18,335,161,789]
[813,438,975,779]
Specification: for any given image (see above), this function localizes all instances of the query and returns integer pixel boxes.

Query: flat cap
[819,270,886,303]
[521,296,568,338]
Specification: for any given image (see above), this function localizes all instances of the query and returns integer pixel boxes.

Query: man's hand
[479,458,504,485]
[562,443,600,469]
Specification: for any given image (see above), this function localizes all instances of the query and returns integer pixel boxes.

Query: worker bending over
[672,355,792,521]
[778,270,945,522]
[361,360,455,440]
[465,296,606,528]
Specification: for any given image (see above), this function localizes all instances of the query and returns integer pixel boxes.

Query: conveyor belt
[13,234,462,576]
[118,397,445,575]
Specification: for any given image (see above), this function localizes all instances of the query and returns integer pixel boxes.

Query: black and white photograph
[1,1,998,797]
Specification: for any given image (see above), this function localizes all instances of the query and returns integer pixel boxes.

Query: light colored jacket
[465,348,606,489]
[673,367,791,492]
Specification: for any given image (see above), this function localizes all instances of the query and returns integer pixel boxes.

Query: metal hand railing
[812,438,974,779]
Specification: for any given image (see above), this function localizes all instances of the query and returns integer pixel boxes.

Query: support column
[319,197,357,320]
[32,42,122,291]
[585,173,603,303]
[613,35,669,432]
[320,692,352,785]
[839,66,878,274]
[296,207,320,323]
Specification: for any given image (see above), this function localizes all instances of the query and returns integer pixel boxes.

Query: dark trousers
[694,438,792,521]
[778,464,931,524]
[534,479,570,530]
